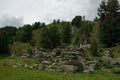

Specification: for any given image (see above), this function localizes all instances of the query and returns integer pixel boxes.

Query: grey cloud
[0,0,119,25]
[86,0,102,20]
[0,14,24,27]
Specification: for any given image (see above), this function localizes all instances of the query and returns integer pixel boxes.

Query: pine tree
[61,22,72,44]
[40,26,61,49]
[98,0,120,47]
[0,30,9,53]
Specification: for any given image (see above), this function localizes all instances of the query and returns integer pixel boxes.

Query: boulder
[41,60,51,65]
[61,65,79,73]
[83,61,98,73]
[101,56,113,62]
[29,66,34,70]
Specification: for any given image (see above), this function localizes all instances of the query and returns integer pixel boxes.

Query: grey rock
[61,65,79,73]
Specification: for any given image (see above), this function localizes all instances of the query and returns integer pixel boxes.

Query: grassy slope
[0,56,120,80]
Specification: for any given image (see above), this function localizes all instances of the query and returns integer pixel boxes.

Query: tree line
[0,0,120,57]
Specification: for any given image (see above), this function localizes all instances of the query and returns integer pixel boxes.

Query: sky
[0,0,110,27]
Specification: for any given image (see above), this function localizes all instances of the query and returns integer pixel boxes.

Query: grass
[0,56,120,80]
[10,42,32,55]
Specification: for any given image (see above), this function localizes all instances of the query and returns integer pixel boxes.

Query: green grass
[0,56,120,80]
[10,42,32,54]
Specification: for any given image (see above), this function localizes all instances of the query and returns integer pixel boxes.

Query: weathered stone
[21,55,27,59]
[101,56,113,62]
[16,63,22,67]
[10,53,16,58]
[33,64,40,70]
[61,65,79,73]
[12,65,17,68]
[24,64,29,68]
[42,60,51,65]
[104,50,114,58]
[29,66,34,70]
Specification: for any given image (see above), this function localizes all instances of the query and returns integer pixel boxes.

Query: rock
[101,56,113,62]
[83,61,98,73]
[16,63,22,67]
[38,48,47,52]
[29,66,34,70]
[12,65,17,68]
[10,53,16,58]
[21,55,27,59]
[105,50,114,58]
[33,64,39,70]
[42,60,51,65]
[61,65,79,73]
[24,64,29,68]
[110,60,118,65]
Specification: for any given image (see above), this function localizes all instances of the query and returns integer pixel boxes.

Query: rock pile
[28,46,86,73]
[9,45,120,74]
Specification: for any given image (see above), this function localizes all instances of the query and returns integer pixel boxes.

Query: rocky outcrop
[26,46,86,73]
[9,45,120,74]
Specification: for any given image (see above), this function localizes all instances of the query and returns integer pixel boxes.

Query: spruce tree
[98,0,120,47]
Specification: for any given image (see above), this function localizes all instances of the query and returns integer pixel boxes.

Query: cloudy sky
[0,0,107,27]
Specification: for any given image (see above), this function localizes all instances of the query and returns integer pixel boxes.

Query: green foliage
[10,42,32,56]
[16,25,33,43]
[32,22,41,30]
[79,21,94,44]
[90,23,100,56]
[0,30,9,54]
[72,21,93,45]
[72,29,81,45]
[72,16,82,28]
[0,26,17,44]
[98,0,120,47]
[40,26,61,49]
[61,22,72,44]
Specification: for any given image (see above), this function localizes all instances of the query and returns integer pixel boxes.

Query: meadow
[0,56,120,80]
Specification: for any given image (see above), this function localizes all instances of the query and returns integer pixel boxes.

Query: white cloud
[0,14,24,27]
[0,0,119,26]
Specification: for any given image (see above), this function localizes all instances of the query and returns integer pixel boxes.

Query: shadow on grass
[0,54,10,59]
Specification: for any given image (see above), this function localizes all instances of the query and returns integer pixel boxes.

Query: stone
[105,50,114,58]
[16,63,22,67]
[10,53,16,58]
[83,61,98,73]
[21,55,27,59]
[101,56,113,62]
[39,48,47,52]
[24,64,29,68]
[29,66,34,70]
[61,65,79,73]
[33,64,40,70]
[41,60,51,65]
[12,65,17,68]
